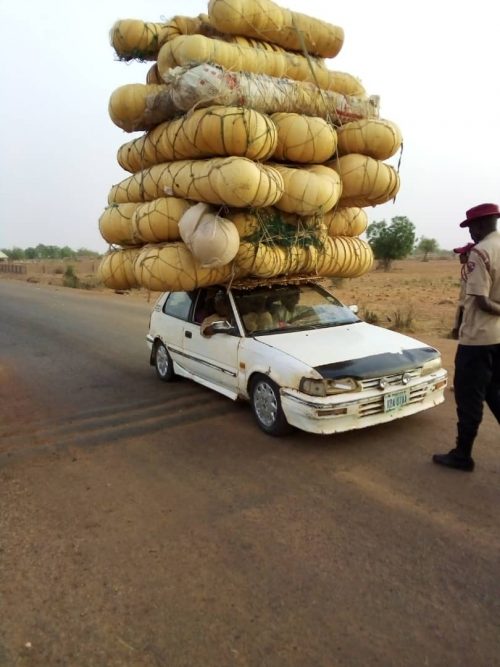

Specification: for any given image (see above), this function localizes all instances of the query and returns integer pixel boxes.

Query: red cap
[453,242,475,255]
[460,202,500,227]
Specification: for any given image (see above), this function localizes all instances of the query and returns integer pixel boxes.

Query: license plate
[384,389,409,412]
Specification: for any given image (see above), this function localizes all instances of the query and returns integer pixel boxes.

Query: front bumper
[280,369,448,435]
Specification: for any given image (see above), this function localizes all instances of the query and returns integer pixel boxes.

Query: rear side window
[163,291,195,320]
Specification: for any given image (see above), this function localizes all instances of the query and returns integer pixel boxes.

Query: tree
[416,237,439,261]
[76,247,101,259]
[60,246,77,259]
[366,216,416,271]
[8,247,25,261]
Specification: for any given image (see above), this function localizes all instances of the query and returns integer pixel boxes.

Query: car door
[181,289,241,398]
[159,290,197,371]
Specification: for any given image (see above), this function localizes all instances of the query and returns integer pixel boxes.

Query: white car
[146,279,447,436]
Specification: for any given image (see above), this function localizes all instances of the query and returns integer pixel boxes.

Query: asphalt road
[1,280,499,667]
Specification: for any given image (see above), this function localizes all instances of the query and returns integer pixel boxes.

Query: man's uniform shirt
[460,231,500,345]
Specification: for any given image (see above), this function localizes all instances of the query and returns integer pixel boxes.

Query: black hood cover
[315,347,440,380]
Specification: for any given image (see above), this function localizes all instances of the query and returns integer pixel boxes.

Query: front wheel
[250,375,292,436]
[154,341,175,382]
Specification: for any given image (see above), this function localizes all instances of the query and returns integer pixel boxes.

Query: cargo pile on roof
[97,0,402,292]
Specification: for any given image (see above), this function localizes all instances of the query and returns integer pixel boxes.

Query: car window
[193,288,216,324]
[163,291,196,320]
[232,283,359,334]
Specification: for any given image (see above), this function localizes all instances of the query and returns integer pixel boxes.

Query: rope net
[99,1,402,291]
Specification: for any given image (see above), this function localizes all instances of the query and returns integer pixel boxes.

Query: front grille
[359,368,421,390]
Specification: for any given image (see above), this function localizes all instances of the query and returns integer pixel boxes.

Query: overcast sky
[1,0,498,252]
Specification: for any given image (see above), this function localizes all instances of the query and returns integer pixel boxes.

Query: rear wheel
[250,375,292,436]
[154,341,175,382]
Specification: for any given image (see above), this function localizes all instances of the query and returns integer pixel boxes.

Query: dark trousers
[454,343,500,456]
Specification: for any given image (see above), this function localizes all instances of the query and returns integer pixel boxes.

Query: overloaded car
[146,279,447,436]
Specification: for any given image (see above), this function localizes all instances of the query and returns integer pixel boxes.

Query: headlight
[300,377,360,396]
[421,357,442,375]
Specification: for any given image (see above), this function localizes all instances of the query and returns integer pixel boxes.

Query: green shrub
[63,265,79,288]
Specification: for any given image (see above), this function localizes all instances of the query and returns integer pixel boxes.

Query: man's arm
[475,295,500,316]
[200,314,218,337]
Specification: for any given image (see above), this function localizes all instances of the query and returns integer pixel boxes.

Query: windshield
[232,282,360,335]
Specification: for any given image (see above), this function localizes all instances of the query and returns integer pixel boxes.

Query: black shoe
[432,450,475,472]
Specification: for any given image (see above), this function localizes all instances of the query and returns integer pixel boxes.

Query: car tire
[250,375,292,436]
[154,341,175,382]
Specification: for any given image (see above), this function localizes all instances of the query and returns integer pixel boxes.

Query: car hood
[255,322,439,374]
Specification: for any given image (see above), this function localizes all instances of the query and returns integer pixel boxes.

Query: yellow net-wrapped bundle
[234,236,373,280]
[207,0,344,57]
[315,236,374,278]
[99,197,193,245]
[99,203,139,246]
[271,164,342,216]
[271,113,337,164]
[157,34,330,88]
[134,242,236,291]
[117,106,278,172]
[328,155,400,208]
[108,83,174,133]
[110,15,214,61]
[321,207,368,237]
[108,157,284,208]
[97,248,141,290]
[337,119,402,160]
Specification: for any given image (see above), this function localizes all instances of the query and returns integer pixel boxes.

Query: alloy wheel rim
[157,346,169,376]
[254,382,278,427]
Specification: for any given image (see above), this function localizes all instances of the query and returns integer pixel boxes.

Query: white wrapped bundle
[108,65,379,132]
[178,203,240,268]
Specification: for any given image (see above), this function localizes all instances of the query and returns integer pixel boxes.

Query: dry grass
[327,257,461,338]
[2,257,463,338]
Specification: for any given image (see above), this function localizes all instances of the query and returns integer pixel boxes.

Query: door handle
[185,331,192,338]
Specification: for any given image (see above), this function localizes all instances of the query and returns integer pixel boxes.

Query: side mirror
[349,304,359,314]
[212,320,235,334]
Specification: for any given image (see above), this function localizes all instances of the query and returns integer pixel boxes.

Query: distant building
[0,251,8,262]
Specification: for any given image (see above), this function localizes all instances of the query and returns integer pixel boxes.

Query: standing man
[433,203,500,471]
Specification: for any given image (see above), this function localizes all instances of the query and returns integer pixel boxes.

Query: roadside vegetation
[0,244,101,260]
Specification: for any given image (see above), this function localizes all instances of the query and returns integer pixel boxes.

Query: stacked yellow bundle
[98,0,402,291]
